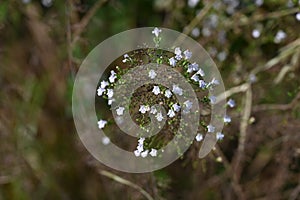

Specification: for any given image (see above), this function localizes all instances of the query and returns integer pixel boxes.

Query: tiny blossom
[184,100,193,110]
[296,13,300,21]
[41,0,53,7]
[122,54,130,63]
[107,89,114,98]
[139,105,150,114]
[199,80,207,89]
[108,98,115,105]
[224,115,231,123]
[169,57,177,67]
[172,85,183,96]
[152,86,161,95]
[188,0,200,8]
[252,29,261,38]
[274,30,287,43]
[116,107,125,116]
[98,120,107,129]
[152,27,162,37]
[207,124,215,133]
[174,47,182,60]
[255,0,264,6]
[134,150,141,157]
[191,74,200,82]
[136,143,144,152]
[172,103,181,112]
[216,132,224,140]
[217,51,227,62]
[138,137,145,145]
[196,68,205,76]
[149,149,157,157]
[165,89,172,98]
[102,136,110,145]
[109,70,117,83]
[100,80,109,88]
[210,78,220,85]
[227,99,236,108]
[209,96,217,104]
[141,150,149,158]
[22,0,31,4]
[202,27,211,37]
[97,87,105,96]
[184,49,192,60]
[149,70,157,79]
[167,109,176,118]
[187,62,199,73]
[195,133,203,142]
[156,112,164,122]
[150,106,158,114]
[191,27,200,37]
[249,74,257,83]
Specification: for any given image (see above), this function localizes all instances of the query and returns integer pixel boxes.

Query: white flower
[183,49,192,60]
[196,68,205,76]
[152,86,161,95]
[134,150,141,157]
[191,74,200,82]
[249,74,257,83]
[41,0,53,7]
[207,124,215,133]
[138,137,145,145]
[156,112,164,121]
[217,51,227,62]
[210,78,220,85]
[102,136,110,145]
[167,109,176,118]
[109,70,117,83]
[137,143,144,152]
[187,62,199,73]
[122,54,130,63]
[199,80,207,89]
[172,103,181,112]
[195,133,203,142]
[274,30,286,43]
[165,89,172,98]
[116,107,125,116]
[216,132,224,140]
[209,96,217,104]
[227,99,235,108]
[255,0,264,6]
[184,100,193,110]
[152,27,162,37]
[141,150,149,158]
[108,98,115,105]
[139,105,150,114]
[107,89,114,98]
[191,27,200,37]
[149,70,157,79]
[172,85,183,96]
[97,87,105,96]
[224,115,231,123]
[169,57,177,67]
[296,13,300,21]
[149,149,157,157]
[150,106,157,114]
[174,47,182,60]
[252,29,261,38]
[188,0,200,8]
[100,80,109,88]
[98,120,107,129]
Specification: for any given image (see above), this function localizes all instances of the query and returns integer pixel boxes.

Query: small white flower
[98,120,107,129]
[210,78,220,85]
[97,87,105,96]
[207,124,215,133]
[152,86,161,95]
[100,80,109,88]
[216,132,224,140]
[109,70,117,83]
[152,27,162,37]
[199,80,207,89]
[274,30,287,43]
[116,107,125,116]
[149,149,157,157]
[196,68,205,76]
[192,27,200,37]
[174,47,182,60]
[165,89,172,98]
[141,150,149,158]
[217,51,227,62]
[188,0,200,8]
[183,49,192,60]
[107,89,114,98]
[172,103,181,112]
[255,0,264,6]
[224,115,231,123]
[252,29,261,38]
[138,137,145,145]
[134,149,141,157]
[187,62,199,73]
[102,136,110,145]
[122,54,130,63]
[172,85,183,96]
[195,133,203,142]
[296,13,300,21]
[108,98,115,105]
[150,106,157,114]
[227,99,235,108]
[149,70,157,79]
[169,57,177,67]
[191,74,200,82]
[184,100,193,110]
[167,109,176,118]
[209,96,217,104]
[139,105,150,114]
[156,112,164,121]
[137,143,144,152]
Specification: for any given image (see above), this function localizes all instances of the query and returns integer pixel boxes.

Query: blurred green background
[0,0,300,199]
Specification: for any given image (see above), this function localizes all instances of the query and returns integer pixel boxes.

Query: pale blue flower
[184,49,192,60]
[172,85,183,96]
[122,54,130,63]
[252,29,261,39]
[216,132,224,140]
[152,86,161,95]
[227,99,235,108]
[149,70,157,79]
[224,115,231,123]
[195,133,203,142]
[187,62,199,73]
[207,124,215,133]
[209,96,217,104]
[156,112,164,121]
[169,57,177,67]
[152,27,162,37]
[196,68,205,76]
[139,105,150,114]
[108,98,115,105]
[107,89,114,98]
[191,74,200,82]
[165,89,172,98]
[109,70,117,83]
[172,103,181,112]
[97,87,105,96]
[150,106,157,114]
[167,109,176,118]
[149,149,157,157]
[174,47,182,60]
[116,107,125,116]
[274,30,286,43]
[100,80,109,88]
[184,100,193,110]
[199,80,207,89]
[134,150,141,157]
[138,137,145,145]
[98,120,107,129]
[102,136,110,145]
[141,150,149,158]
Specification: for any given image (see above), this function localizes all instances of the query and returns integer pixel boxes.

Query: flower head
[199,80,207,89]
[174,47,182,60]
[152,27,162,37]
[107,89,114,99]
[172,103,181,112]
[165,89,172,98]
[183,49,192,60]
[196,68,205,76]
[102,136,110,145]
[150,106,157,114]
[195,133,203,142]
[187,62,199,73]
[100,80,109,88]
[209,95,217,104]
[156,112,164,121]
[224,115,231,123]
[97,87,105,96]
[149,149,157,157]
[172,85,183,96]
[98,120,107,129]
[207,124,215,133]
[167,109,176,118]
[227,99,235,108]
[109,70,117,83]
[169,57,177,67]
[149,70,157,79]
[116,107,125,116]
[139,105,150,114]
[216,132,224,140]
[152,86,161,95]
